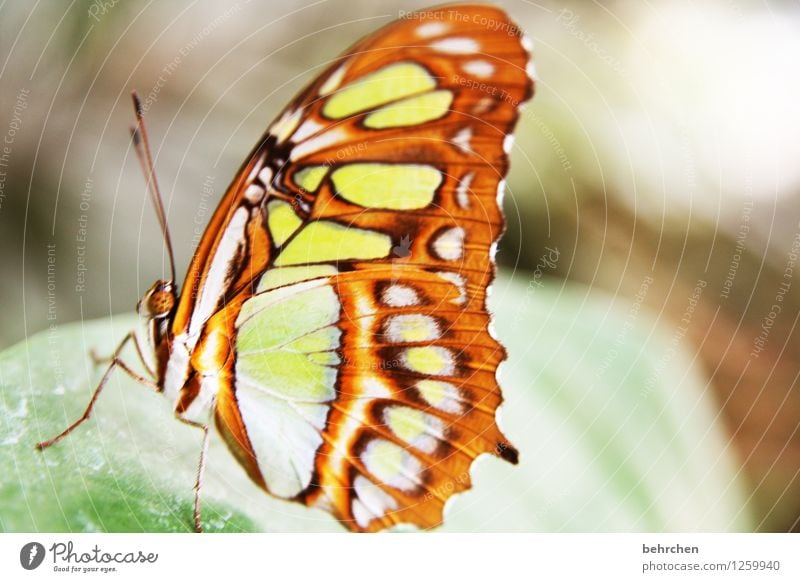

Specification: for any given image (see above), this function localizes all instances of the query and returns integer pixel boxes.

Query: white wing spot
[246,154,265,182]
[258,166,274,188]
[384,314,441,343]
[352,499,373,528]
[463,59,495,79]
[382,284,419,307]
[490,240,499,262]
[402,346,456,376]
[354,475,397,523]
[416,22,449,38]
[433,227,465,261]
[244,183,265,204]
[270,108,303,144]
[526,61,538,81]
[436,271,467,305]
[496,179,507,205]
[416,379,464,414]
[361,376,393,399]
[361,439,423,492]
[503,134,515,154]
[521,34,534,52]
[383,406,444,454]
[471,97,495,116]
[291,118,325,143]
[319,63,348,96]
[429,37,480,54]
[452,127,473,154]
[455,172,475,209]
[290,127,349,161]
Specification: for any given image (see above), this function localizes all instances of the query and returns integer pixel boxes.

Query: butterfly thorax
[138,279,177,392]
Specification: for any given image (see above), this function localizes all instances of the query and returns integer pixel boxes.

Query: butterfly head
[139,280,176,319]
[138,279,177,345]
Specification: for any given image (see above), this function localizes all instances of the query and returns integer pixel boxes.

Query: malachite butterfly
[37,3,535,532]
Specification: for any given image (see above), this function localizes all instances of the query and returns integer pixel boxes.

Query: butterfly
[37,3,535,532]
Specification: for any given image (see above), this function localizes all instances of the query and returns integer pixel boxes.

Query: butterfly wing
[179,4,534,531]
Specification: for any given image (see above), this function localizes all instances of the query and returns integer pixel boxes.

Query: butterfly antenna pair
[35,95,174,453]
[130,91,177,284]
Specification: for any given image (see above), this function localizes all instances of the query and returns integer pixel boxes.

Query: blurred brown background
[1,0,798,530]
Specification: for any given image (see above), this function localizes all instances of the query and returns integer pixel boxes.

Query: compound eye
[141,281,175,318]
[147,289,175,317]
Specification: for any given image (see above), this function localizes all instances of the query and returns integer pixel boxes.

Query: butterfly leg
[91,330,155,378]
[175,417,210,533]
[35,331,156,450]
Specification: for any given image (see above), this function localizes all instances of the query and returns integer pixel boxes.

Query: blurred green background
[1,0,799,531]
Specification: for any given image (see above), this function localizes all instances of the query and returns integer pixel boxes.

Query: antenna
[130,91,177,283]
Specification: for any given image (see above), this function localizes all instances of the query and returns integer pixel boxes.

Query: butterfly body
[52,3,535,532]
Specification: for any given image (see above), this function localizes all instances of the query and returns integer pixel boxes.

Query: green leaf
[0,273,753,532]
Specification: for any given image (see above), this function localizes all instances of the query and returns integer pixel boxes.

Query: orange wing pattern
[304,268,518,531]
[173,4,534,532]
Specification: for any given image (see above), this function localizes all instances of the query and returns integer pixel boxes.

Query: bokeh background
[1,0,799,532]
